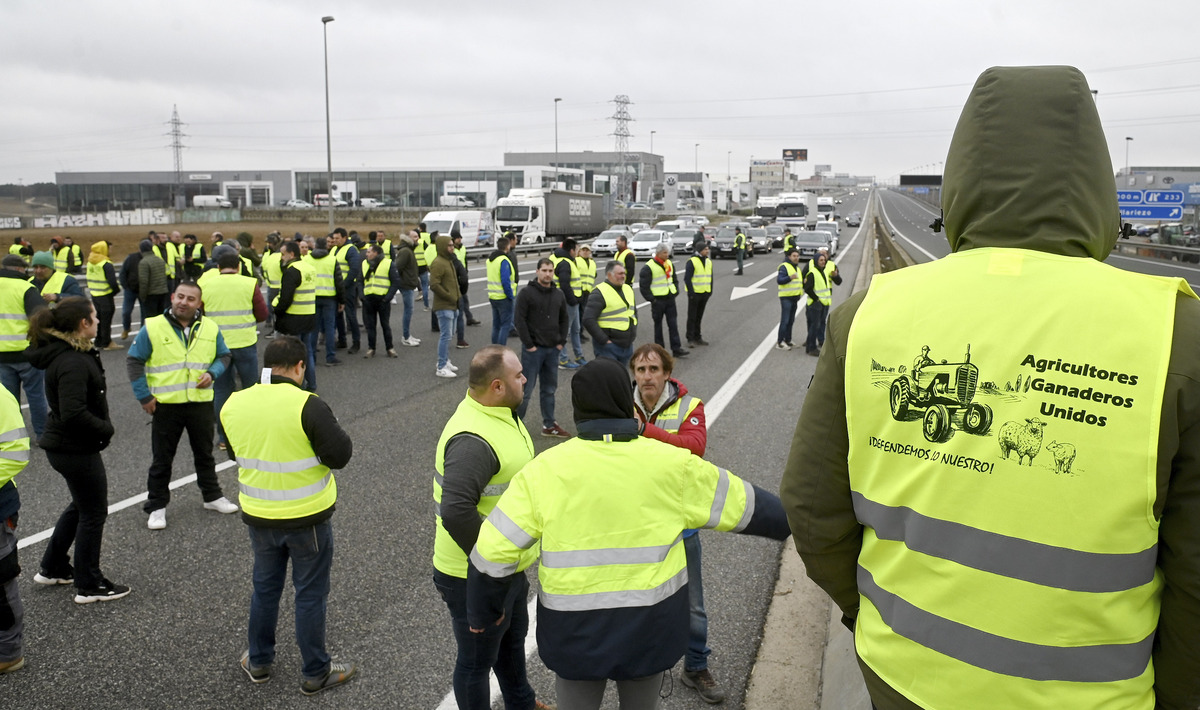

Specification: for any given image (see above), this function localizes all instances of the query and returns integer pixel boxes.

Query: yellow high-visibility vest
[223,382,336,521]
[0,279,34,354]
[202,273,258,349]
[646,259,677,297]
[142,314,219,404]
[688,256,712,294]
[486,255,512,301]
[309,254,336,299]
[361,257,392,297]
[31,272,67,299]
[844,247,1197,710]
[778,262,802,298]
[807,262,832,305]
[576,257,597,294]
[550,255,582,297]
[86,260,114,297]
[261,251,283,290]
[416,233,430,268]
[273,260,316,316]
[595,281,636,331]
[0,386,29,490]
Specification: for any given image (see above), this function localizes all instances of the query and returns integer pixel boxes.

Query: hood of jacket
[942,66,1118,261]
[311,247,331,259]
[396,234,414,249]
[435,234,453,257]
[26,328,93,369]
[488,248,507,261]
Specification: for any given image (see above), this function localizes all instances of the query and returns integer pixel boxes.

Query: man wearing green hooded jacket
[781,66,1200,709]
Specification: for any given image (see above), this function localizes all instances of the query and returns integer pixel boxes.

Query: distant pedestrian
[684,241,712,347]
[802,251,840,356]
[486,236,516,344]
[514,258,569,437]
[181,233,205,283]
[360,244,401,357]
[393,234,420,347]
[551,239,586,369]
[119,246,142,340]
[307,237,344,367]
[85,242,121,351]
[582,261,637,366]
[429,235,463,378]
[271,242,318,391]
[776,249,803,350]
[330,228,361,355]
[205,250,268,450]
[26,297,128,604]
[734,229,748,275]
[614,234,636,280]
[260,233,282,335]
[137,239,169,322]
[575,244,596,344]
[0,255,48,441]
[415,223,432,310]
[639,244,688,358]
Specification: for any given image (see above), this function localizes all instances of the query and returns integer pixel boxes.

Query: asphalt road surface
[4,204,872,710]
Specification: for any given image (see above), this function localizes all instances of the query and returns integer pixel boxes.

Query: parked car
[592,228,631,257]
[671,227,705,256]
[691,215,710,226]
[747,227,772,254]
[629,222,650,234]
[845,211,862,227]
[284,199,313,208]
[629,229,672,259]
[629,202,651,210]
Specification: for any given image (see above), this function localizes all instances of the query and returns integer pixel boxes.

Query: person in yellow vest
[433,345,552,710]
[63,238,84,276]
[782,65,1200,710]
[683,241,712,348]
[415,224,432,311]
[359,243,400,357]
[260,233,283,337]
[85,241,121,351]
[734,229,748,276]
[776,248,804,351]
[272,242,318,391]
[181,233,206,282]
[551,238,585,369]
[220,335,356,695]
[628,343,724,702]
[582,260,637,366]
[29,251,83,303]
[8,237,31,258]
[206,250,268,450]
[329,228,361,355]
[801,250,840,356]
[153,232,180,292]
[613,234,636,282]
[126,282,238,530]
[0,255,47,440]
[781,227,796,254]
[638,243,689,358]
[425,230,442,332]
[486,236,516,345]
[452,230,481,328]
[467,358,790,707]
[0,362,30,667]
[575,244,596,345]
[308,237,344,367]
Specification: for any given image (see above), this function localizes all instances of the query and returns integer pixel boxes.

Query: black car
[713,227,740,258]
[671,227,706,257]
[846,211,862,227]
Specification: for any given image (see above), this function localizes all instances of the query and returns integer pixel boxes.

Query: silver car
[629,229,672,259]
[592,228,630,257]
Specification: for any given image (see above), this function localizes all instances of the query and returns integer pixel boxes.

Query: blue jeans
[266,287,279,328]
[436,309,457,369]
[336,283,360,346]
[214,345,259,445]
[0,518,23,663]
[593,339,634,366]
[564,304,583,360]
[401,288,416,340]
[490,299,514,344]
[315,299,338,363]
[419,271,430,308]
[0,361,47,438]
[518,346,560,429]
[121,290,137,332]
[301,330,318,391]
[433,570,535,710]
[805,301,829,352]
[684,532,711,671]
[779,296,799,345]
[247,520,334,681]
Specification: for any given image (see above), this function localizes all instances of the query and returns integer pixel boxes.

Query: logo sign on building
[782,149,808,162]
[188,174,212,181]
[751,159,785,167]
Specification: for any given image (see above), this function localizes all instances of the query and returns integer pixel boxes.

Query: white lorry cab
[421,210,495,248]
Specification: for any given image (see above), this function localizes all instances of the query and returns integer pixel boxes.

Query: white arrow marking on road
[730,270,779,301]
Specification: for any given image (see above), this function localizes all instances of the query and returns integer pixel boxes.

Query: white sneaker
[148,509,167,530]
[446,362,459,372]
[203,496,239,514]
[436,367,457,378]
[402,336,421,346]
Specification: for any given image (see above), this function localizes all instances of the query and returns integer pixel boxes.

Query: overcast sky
[3,0,1199,186]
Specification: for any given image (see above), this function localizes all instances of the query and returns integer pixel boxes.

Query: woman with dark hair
[25,296,129,604]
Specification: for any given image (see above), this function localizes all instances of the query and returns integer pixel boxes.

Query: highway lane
[4,227,868,709]
[877,188,1200,292]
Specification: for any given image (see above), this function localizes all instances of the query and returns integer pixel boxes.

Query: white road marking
[877,199,939,262]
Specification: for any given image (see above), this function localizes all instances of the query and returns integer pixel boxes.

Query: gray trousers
[555,673,662,710]
[0,518,22,663]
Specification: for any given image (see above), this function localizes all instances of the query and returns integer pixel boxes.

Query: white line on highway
[436,298,790,710]
[877,199,939,262]
[17,460,238,550]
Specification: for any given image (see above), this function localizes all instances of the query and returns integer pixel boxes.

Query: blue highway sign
[1119,205,1183,220]
[1117,190,1143,204]
[1144,190,1184,204]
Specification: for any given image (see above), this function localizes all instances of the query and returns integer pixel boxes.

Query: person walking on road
[393,233,420,347]
[433,345,551,710]
[467,358,791,710]
[272,242,317,391]
[776,249,803,351]
[486,236,516,345]
[119,246,142,340]
[684,241,712,348]
[360,244,401,358]
[85,241,121,351]
[576,244,596,344]
[801,251,840,356]
[628,344,724,703]
[206,250,268,451]
[0,383,28,670]
[514,258,569,438]
[127,282,239,530]
[734,228,748,276]
[782,65,1200,710]
[582,261,637,366]
[614,234,636,281]
[221,335,356,696]
[26,297,129,604]
[307,237,344,367]
[639,244,688,358]
[0,255,48,441]
[551,239,586,369]
[430,235,463,379]
[330,228,361,355]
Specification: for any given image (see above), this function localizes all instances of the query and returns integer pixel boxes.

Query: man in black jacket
[119,248,142,340]
[582,261,637,366]
[272,243,317,391]
[552,239,585,369]
[639,244,688,358]
[514,259,569,438]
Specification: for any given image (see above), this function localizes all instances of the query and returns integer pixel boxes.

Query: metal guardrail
[1112,238,1200,262]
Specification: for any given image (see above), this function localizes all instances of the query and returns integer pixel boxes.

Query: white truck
[493,188,606,244]
[816,196,836,222]
[755,195,781,223]
[774,192,818,232]
[193,195,232,208]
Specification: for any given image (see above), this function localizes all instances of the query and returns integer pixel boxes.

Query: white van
[193,195,232,208]
[421,210,495,248]
[653,220,687,235]
[438,195,477,208]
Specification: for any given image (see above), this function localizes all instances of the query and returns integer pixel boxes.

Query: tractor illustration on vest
[889,344,993,442]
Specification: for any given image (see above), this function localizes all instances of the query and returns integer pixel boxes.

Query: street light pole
[650,130,656,155]
[694,143,699,174]
[322,15,335,234]
[554,98,562,188]
[1125,136,1133,184]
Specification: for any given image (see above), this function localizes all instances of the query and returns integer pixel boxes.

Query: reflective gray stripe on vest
[0,449,29,462]
[470,547,520,578]
[857,565,1154,683]
[149,382,191,394]
[653,395,695,432]
[0,334,26,341]
[852,492,1157,593]
[206,309,251,317]
[705,468,731,528]
[731,478,754,533]
[540,533,683,568]
[539,566,688,611]
[216,322,256,331]
[486,506,537,550]
[146,361,212,374]
[0,427,27,443]
[239,472,331,501]
[237,455,322,474]
[0,314,26,320]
